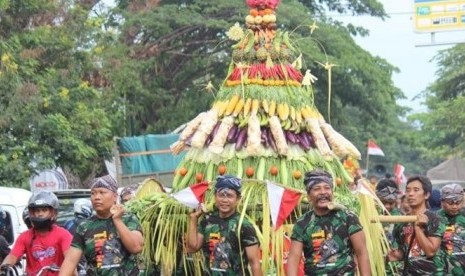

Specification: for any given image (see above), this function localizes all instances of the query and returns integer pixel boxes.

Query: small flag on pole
[171,182,209,209]
[266,181,302,229]
[367,140,385,156]
[394,163,407,185]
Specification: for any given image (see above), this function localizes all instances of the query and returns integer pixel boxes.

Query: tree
[0,0,424,186]
[105,0,404,145]
[410,44,465,164]
[0,0,114,187]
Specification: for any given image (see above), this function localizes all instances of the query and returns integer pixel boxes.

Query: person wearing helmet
[0,207,11,263]
[1,190,72,275]
[120,185,136,205]
[62,199,92,276]
[59,175,144,276]
[22,208,32,229]
[63,199,92,235]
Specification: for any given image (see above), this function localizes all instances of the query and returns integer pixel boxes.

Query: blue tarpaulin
[118,134,185,175]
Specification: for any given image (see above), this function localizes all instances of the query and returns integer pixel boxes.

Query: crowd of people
[0,175,144,276]
[374,175,465,276]
[1,170,464,275]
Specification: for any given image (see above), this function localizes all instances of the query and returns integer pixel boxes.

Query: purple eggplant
[305,132,316,148]
[227,124,239,143]
[268,131,278,152]
[285,131,297,144]
[261,128,270,147]
[205,134,213,146]
[211,121,221,138]
[298,132,311,150]
[205,122,221,146]
[235,127,247,150]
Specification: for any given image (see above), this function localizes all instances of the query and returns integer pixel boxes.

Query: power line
[327,11,414,18]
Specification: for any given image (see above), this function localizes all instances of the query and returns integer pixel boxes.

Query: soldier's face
[215,189,240,218]
[381,199,397,213]
[307,182,333,211]
[405,180,429,209]
[91,188,117,213]
[441,199,463,216]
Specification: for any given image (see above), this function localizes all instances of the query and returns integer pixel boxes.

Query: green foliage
[0,0,114,187]
[0,0,436,186]
[409,44,465,168]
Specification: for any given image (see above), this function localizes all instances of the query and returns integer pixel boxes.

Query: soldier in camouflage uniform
[388,175,445,276]
[186,175,262,276]
[437,183,465,275]
[59,175,144,276]
[377,178,403,243]
[376,178,403,275]
[287,169,371,276]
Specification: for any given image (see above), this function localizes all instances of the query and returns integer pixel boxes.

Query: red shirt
[11,225,72,276]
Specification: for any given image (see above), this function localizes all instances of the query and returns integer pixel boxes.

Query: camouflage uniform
[290,209,363,275]
[437,209,465,275]
[384,208,403,276]
[392,210,445,275]
[198,210,259,276]
[71,213,143,276]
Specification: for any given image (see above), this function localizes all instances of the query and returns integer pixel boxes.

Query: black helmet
[28,191,59,210]
[0,206,7,231]
[22,208,32,229]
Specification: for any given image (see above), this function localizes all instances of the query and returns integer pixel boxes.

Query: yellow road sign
[414,0,465,32]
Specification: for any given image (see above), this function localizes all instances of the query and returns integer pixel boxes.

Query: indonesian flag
[171,182,209,209]
[394,163,407,185]
[266,181,302,229]
[367,140,385,156]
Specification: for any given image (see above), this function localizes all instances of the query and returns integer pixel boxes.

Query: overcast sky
[339,0,465,113]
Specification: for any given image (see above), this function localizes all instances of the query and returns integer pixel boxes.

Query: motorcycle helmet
[22,208,32,229]
[0,206,6,232]
[28,191,59,231]
[28,190,59,210]
[73,198,92,219]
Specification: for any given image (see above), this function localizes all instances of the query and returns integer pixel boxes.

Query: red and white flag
[367,140,385,156]
[171,182,209,209]
[267,181,302,229]
[394,163,407,185]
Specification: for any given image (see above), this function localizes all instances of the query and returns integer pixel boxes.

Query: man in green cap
[186,175,262,276]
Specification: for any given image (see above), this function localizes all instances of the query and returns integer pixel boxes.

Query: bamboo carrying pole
[370,215,418,223]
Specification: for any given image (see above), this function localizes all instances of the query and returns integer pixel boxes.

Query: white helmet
[73,198,92,219]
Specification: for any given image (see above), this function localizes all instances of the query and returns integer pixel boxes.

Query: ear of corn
[290,106,296,121]
[179,112,207,141]
[283,104,290,120]
[243,98,252,116]
[233,98,245,116]
[306,118,333,157]
[300,107,310,120]
[217,100,229,117]
[211,101,221,113]
[262,99,269,114]
[191,110,219,148]
[277,103,289,121]
[251,99,260,115]
[225,94,240,116]
[295,108,302,124]
[269,100,277,116]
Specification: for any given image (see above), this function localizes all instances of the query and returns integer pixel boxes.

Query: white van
[0,187,32,246]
